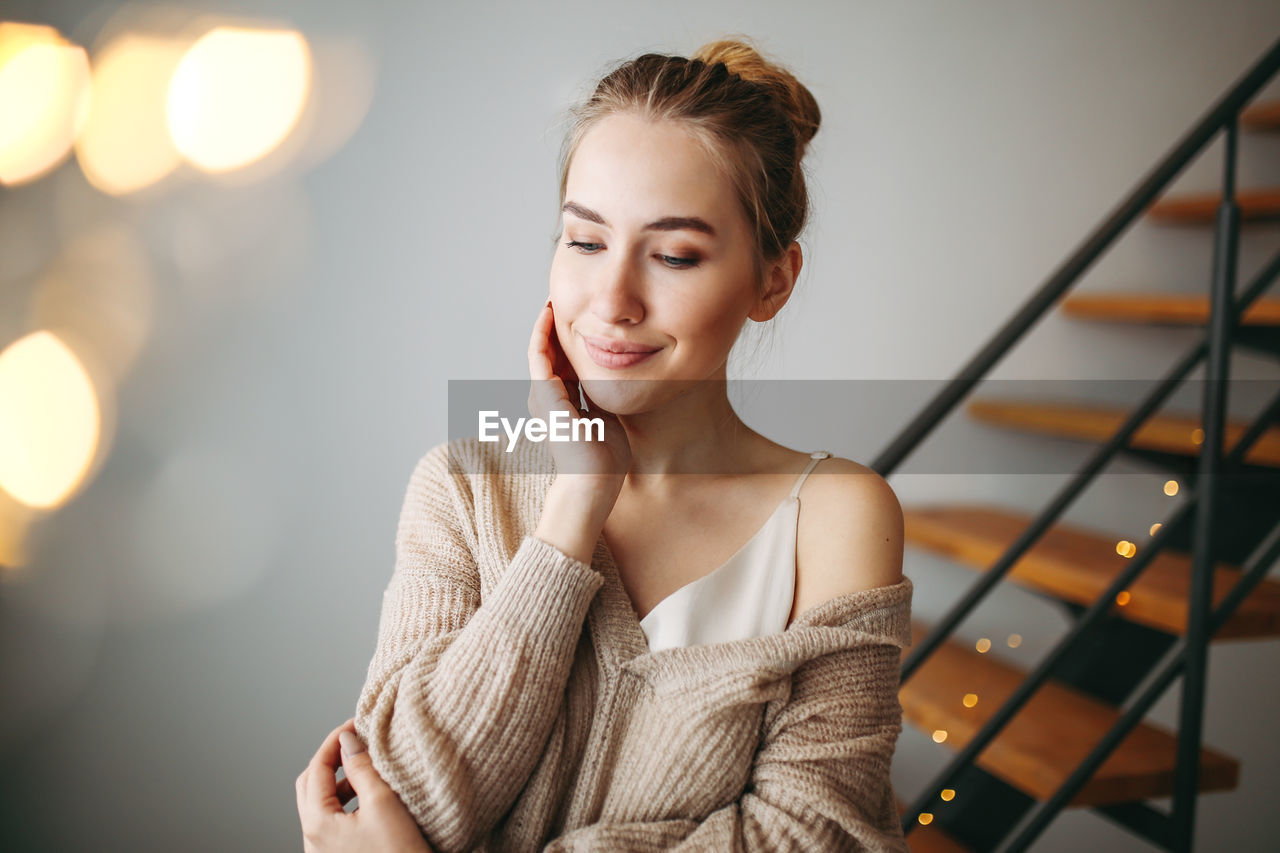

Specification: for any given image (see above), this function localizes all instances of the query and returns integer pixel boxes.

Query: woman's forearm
[353,448,612,852]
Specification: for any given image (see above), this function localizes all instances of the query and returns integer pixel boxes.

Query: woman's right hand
[528,296,631,564]
[527,297,631,493]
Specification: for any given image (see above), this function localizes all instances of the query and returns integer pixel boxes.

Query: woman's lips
[581,335,661,369]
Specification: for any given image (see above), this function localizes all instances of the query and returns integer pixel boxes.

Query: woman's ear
[748,242,802,322]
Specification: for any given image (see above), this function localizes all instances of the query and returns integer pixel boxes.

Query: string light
[1007,633,1022,648]
[940,788,956,801]
[1149,522,1162,536]
[932,729,948,743]
[975,638,991,653]
[1116,591,1131,607]
[963,693,978,708]
[917,813,934,825]
[1164,480,1179,496]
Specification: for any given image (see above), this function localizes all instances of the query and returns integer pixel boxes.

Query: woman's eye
[658,254,700,269]
[564,241,700,270]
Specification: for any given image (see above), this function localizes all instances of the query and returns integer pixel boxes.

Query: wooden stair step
[897,800,972,852]
[1060,292,1280,327]
[903,503,1280,639]
[965,397,1280,469]
[899,621,1240,805]
[1146,187,1280,223]
[1241,99,1280,131]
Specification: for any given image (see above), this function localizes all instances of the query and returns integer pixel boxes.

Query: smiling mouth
[580,334,661,354]
[580,334,662,369]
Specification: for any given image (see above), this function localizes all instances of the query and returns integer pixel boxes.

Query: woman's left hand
[296,718,434,853]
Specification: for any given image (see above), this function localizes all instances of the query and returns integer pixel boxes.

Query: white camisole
[638,451,833,652]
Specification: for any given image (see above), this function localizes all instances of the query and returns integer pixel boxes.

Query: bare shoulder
[791,455,905,621]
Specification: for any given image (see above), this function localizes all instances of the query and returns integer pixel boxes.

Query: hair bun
[691,36,821,157]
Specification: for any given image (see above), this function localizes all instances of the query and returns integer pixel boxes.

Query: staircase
[873,37,1280,853]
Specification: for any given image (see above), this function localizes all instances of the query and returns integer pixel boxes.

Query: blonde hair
[555,35,821,296]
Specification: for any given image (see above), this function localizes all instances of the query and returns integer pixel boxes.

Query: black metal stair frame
[872,34,1280,853]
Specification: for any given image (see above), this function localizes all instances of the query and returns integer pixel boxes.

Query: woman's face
[549,112,772,415]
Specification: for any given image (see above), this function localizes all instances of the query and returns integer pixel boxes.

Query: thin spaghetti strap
[788,450,832,499]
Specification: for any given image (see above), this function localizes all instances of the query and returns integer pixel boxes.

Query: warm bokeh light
[1007,633,1022,648]
[917,812,934,825]
[1150,522,1162,536]
[1116,590,1131,606]
[76,32,187,194]
[975,637,991,653]
[1164,479,1179,496]
[166,26,311,173]
[1115,539,1136,558]
[940,788,956,801]
[962,693,978,708]
[932,729,948,743]
[0,331,101,509]
[1191,427,1204,445]
[0,22,91,185]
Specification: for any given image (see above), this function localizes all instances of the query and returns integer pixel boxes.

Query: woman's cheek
[691,307,749,361]
[555,316,587,373]
[550,252,586,295]
[548,246,574,288]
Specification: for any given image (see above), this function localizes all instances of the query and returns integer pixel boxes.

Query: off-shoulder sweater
[353,436,914,852]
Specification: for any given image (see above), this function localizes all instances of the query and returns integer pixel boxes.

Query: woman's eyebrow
[561,201,717,237]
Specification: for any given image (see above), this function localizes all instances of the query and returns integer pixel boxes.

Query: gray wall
[1,1,1278,850]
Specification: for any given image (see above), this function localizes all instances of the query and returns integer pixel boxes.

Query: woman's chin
[578,376,666,416]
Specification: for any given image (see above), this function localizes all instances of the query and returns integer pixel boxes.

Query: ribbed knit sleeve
[353,442,604,853]
[542,628,911,852]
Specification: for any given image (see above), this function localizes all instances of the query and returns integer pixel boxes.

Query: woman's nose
[590,254,645,323]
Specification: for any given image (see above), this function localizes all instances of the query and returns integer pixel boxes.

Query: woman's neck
[610,385,774,499]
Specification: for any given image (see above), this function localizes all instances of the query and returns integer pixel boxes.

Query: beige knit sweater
[354,436,914,852]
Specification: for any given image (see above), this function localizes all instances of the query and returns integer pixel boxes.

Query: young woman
[297,36,913,853]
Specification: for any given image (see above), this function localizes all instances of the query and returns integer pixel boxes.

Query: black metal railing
[871,33,1280,852]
